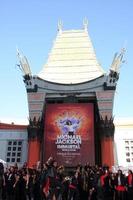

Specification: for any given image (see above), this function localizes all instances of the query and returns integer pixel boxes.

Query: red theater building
[17,21,125,168]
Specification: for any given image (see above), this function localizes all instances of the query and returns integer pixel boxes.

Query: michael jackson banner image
[44,103,94,166]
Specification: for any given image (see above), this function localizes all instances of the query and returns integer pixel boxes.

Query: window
[17,158,21,162]
[125,141,129,145]
[18,141,22,146]
[13,141,17,145]
[17,152,21,157]
[17,147,21,151]
[126,152,130,157]
[8,141,12,145]
[8,147,11,151]
[13,147,16,151]
[126,158,130,162]
[6,140,23,163]
[125,140,133,163]
[6,158,10,162]
[125,147,129,151]
[12,152,16,157]
[11,158,15,162]
[7,152,11,156]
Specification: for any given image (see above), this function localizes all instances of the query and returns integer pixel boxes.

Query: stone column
[27,117,43,168]
[99,116,115,168]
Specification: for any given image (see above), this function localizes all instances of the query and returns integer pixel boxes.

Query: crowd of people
[0,157,133,200]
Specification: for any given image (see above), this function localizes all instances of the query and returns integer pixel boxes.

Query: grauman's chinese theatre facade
[17,22,125,168]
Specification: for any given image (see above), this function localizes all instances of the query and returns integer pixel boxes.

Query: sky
[0,0,133,123]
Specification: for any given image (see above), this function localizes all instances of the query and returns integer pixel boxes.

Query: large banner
[44,103,95,166]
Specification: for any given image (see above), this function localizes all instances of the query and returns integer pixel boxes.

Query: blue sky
[0,0,133,122]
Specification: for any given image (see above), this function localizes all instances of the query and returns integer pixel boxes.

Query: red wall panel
[44,103,95,167]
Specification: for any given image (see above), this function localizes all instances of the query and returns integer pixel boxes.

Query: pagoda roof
[38,28,105,84]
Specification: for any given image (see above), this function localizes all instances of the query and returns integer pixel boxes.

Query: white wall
[0,128,28,167]
[114,118,133,167]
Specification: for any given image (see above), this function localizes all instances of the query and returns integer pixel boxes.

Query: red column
[28,139,41,168]
[101,137,114,168]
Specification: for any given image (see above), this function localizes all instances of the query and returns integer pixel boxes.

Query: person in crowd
[109,172,116,200]
[32,169,42,200]
[40,163,49,200]
[25,168,34,200]
[79,167,88,200]
[68,170,79,200]
[114,169,126,200]
[54,165,65,200]
[126,169,133,200]
[13,171,27,200]
[42,157,57,200]
[61,176,70,200]
[95,169,105,200]
[0,162,5,200]
[2,159,133,200]
[87,168,97,200]
[101,169,113,200]
[5,166,16,200]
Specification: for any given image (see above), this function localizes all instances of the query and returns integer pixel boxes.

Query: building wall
[0,124,28,167]
[114,118,133,167]
[1,118,133,168]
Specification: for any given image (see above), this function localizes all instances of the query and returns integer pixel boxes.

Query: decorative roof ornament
[38,23,105,84]
[83,18,88,31]
[16,48,32,76]
[58,20,63,33]
[110,48,126,74]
